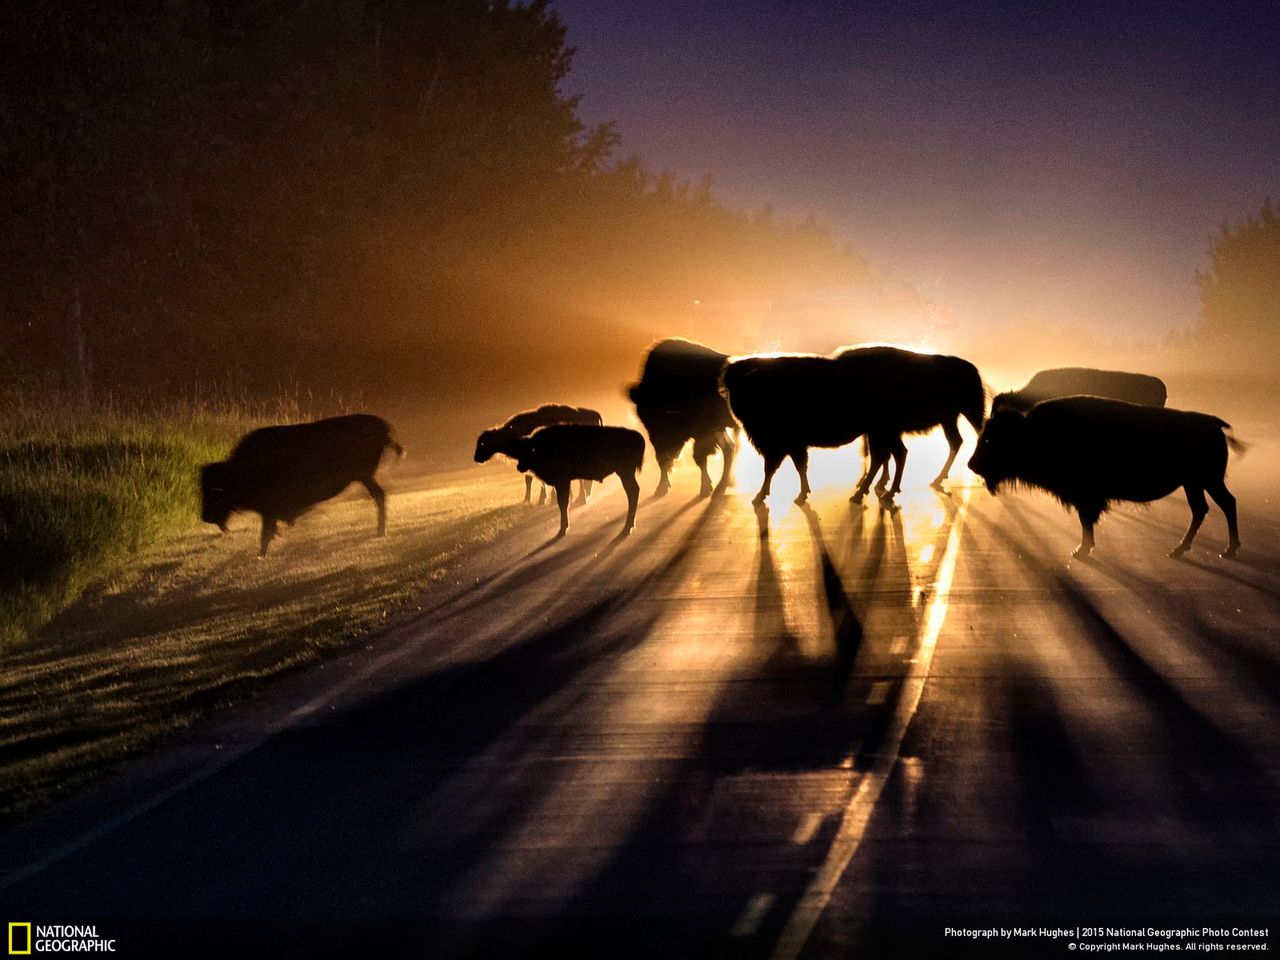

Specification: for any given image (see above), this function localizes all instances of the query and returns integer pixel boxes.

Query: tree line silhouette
[0,1,871,407]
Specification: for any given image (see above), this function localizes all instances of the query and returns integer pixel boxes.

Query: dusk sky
[553,0,1279,342]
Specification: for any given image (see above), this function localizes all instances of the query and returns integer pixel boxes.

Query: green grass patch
[0,403,261,647]
[0,399,533,824]
[0,393,325,649]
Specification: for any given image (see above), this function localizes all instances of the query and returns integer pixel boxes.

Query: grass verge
[0,401,532,825]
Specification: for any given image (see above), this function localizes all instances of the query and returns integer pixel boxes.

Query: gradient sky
[552,0,1279,342]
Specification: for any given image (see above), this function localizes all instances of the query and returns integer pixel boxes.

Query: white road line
[864,680,892,706]
[790,812,823,845]
[769,487,970,960]
[732,892,777,937]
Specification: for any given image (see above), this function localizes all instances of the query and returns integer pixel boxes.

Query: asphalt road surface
[1,448,1278,958]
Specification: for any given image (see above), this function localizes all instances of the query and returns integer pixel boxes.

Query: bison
[835,345,984,502]
[201,413,403,556]
[721,346,984,506]
[628,338,737,498]
[474,403,602,505]
[507,424,645,540]
[967,396,1241,559]
[993,367,1167,413]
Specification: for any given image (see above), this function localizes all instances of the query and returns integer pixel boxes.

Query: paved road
[2,454,1278,958]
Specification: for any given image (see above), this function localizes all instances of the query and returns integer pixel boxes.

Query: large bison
[508,424,645,540]
[967,396,1241,559]
[628,338,737,498]
[721,346,984,506]
[835,345,984,502]
[201,413,403,556]
[474,403,602,505]
[993,367,1167,413]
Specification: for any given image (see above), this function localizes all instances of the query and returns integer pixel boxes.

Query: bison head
[474,429,502,463]
[967,409,1027,494]
[200,461,235,531]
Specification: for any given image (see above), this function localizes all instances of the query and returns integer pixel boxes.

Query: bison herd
[200,338,1244,561]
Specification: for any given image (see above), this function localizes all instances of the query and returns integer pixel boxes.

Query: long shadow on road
[542,501,957,959]
[1,496,737,932]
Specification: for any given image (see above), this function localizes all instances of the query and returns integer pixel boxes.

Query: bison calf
[201,413,403,556]
[968,396,1240,560]
[508,425,645,539]
[474,403,602,505]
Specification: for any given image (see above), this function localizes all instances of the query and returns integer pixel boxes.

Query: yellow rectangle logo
[7,922,31,956]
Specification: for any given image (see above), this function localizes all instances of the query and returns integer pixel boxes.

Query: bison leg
[1206,479,1240,558]
[363,477,387,536]
[715,431,735,495]
[618,469,640,539]
[755,451,785,505]
[931,419,963,489]
[573,479,589,506]
[537,482,548,506]
[874,462,890,493]
[582,479,594,502]
[654,454,675,498]
[882,438,906,501]
[1170,486,1209,558]
[792,448,811,505]
[554,482,571,537]
[524,473,534,504]
[259,517,279,557]
[1072,504,1102,559]
[851,446,886,504]
[692,435,714,499]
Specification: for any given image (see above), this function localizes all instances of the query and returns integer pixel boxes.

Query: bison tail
[388,439,405,460]
[1225,432,1249,457]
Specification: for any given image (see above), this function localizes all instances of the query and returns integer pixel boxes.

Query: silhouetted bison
[722,347,983,506]
[835,345,985,502]
[628,338,737,498]
[967,396,1241,559]
[201,414,403,556]
[474,403,602,505]
[993,367,1167,413]
[508,424,644,539]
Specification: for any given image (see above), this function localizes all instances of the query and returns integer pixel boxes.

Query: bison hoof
[794,493,809,506]
[752,494,768,506]
[1071,545,1093,559]
[850,492,865,505]
[1168,545,1189,559]
[615,526,634,541]
[929,479,946,491]
[1221,544,1240,559]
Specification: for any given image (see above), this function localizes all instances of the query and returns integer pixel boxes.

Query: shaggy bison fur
[474,403,602,505]
[721,346,984,506]
[993,367,1167,413]
[628,338,737,498]
[508,424,645,540]
[201,413,403,556]
[967,396,1241,559]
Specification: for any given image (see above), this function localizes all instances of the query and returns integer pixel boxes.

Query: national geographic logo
[7,924,116,953]
[7,924,30,956]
